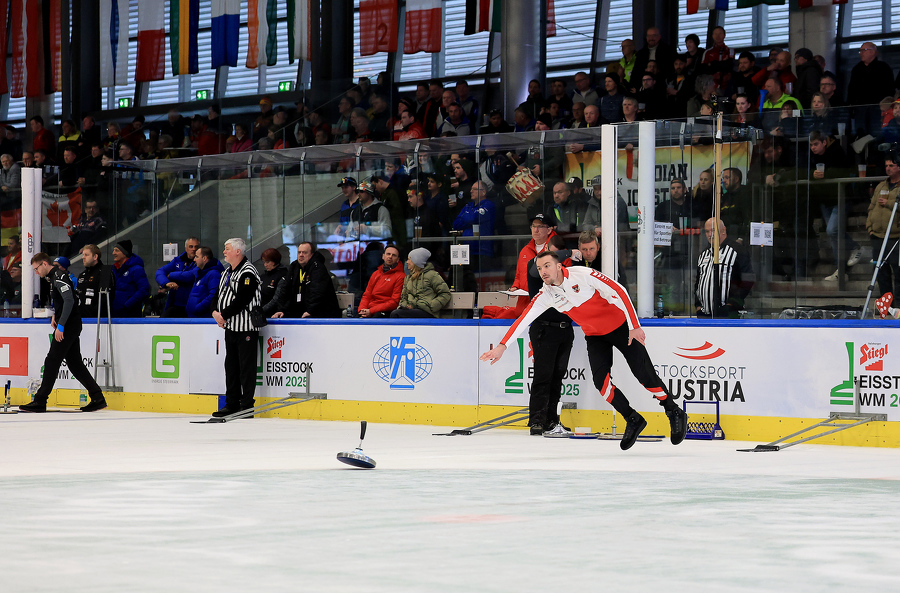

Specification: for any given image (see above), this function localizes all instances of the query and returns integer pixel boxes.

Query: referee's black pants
[528,320,575,427]
[34,321,103,404]
[224,329,259,411]
[585,322,674,417]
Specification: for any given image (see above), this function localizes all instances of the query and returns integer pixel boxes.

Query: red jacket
[509,231,558,313]
[359,264,405,314]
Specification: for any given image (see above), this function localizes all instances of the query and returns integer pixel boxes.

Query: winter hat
[408,247,431,269]
[53,256,70,269]
[115,240,133,258]
[795,48,814,63]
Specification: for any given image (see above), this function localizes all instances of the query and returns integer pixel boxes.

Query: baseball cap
[566,177,584,189]
[356,181,375,195]
[260,97,273,105]
[337,176,358,188]
[529,213,553,227]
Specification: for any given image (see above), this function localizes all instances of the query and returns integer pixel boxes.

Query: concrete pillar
[789,5,837,74]
[72,0,101,118]
[313,0,354,110]
[501,0,544,118]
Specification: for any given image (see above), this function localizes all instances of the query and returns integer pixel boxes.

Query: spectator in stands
[656,178,696,228]
[449,159,476,218]
[453,179,496,260]
[636,73,666,120]
[333,96,353,144]
[682,33,703,77]
[231,124,252,153]
[390,247,450,318]
[848,42,895,135]
[692,169,715,222]
[30,116,55,155]
[56,147,83,188]
[867,154,900,298]
[567,102,586,128]
[355,181,393,240]
[253,97,275,140]
[122,115,146,150]
[372,173,407,249]
[337,176,361,233]
[67,198,107,257]
[258,248,288,310]
[2,235,21,272]
[53,256,78,288]
[818,74,845,109]
[424,172,451,233]
[572,71,599,107]
[701,26,734,91]
[731,93,761,134]
[634,27,675,80]
[57,119,81,162]
[807,131,859,280]
[175,246,224,319]
[695,218,753,318]
[1,126,23,161]
[270,242,341,319]
[793,48,822,109]
[762,75,802,132]
[664,55,691,117]
[619,39,638,86]
[687,74,716,117]
[349,108,372,143]
[111,240,150,318]
[480,108,514,134]
[395,108,425,141]
[368,93,392,141]
[0,262,21,304]
[357,244,405,318]
[566,105,601,154]
[437,102,472,136]
[21,151,34,168]
[720,167,751,244]
[155,237,199,318]
[622,97,642,126]
[752,50,796,93]
[600,73,625,123]
[548,79,573,117]
[727,52,761,108]
[520,79,545,120]
[455,80,479,123]
[76,244,115,319]
[883,100,900,146]
[546,181,587,234]
[34,149,55,186]
[0,154,21,211]
[103,122,121,152]
[79,116,101,154]
[806,92,841,136]
[513,106,536,132]
[409,187,441,238]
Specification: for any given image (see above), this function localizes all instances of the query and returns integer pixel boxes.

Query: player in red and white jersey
[481,250,687,450]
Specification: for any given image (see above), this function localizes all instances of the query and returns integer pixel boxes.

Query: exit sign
[278,81,294,92]
[118,98,132,108]
[195,89,210,100]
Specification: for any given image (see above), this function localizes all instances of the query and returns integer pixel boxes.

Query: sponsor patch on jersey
[572,284,579,293]
[244,278,250,285]
[59,284,69,292]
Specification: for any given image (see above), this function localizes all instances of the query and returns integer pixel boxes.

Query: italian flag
[136,0,165,82]
[287,0,313,63]
[465,0,501,35]
[404,0,442,54]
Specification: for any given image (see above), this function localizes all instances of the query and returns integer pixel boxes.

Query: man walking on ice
[480,251,686,450]
[19,253,107,413]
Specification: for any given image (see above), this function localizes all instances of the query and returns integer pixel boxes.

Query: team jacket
[47,268,80,331]
[500,266,639,346]
[155,251,197,309]
[358,264,405,315]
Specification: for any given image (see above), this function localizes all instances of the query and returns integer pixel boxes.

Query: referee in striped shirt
[212,238,262,418]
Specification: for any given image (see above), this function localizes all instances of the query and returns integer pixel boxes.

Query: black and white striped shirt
[216,257,261,332]
[695,240,751,315]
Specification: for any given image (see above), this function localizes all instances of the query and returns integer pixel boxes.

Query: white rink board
[1,320,898,420]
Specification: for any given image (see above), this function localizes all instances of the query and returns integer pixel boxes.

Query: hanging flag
[405,0,442,54]
[0,0,8,95]
[211,0,240,68]
[287,0,313,63]
[686,0,729,14]
[136,1,165,81]
[797,0,846,8]
[547,0,556,38]
[42,188,83,244]
[45,0,62,92]
[99,0,129,88]
[170,0,200,75]
[246,0,278,68]
[359,0,398,56]
[735,0,785,7]
[464,0,500,35]
[10,0,44,97]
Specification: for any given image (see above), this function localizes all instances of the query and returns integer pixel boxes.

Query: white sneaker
[824,270,840,281]
[847,248,862,267]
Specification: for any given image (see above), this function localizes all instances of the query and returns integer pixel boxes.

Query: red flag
[798,0,847,8]
[48,0,62,92]
[360,0,398,56]
[404,0,441,54]
[136,0,165,81]
[10,0,43,98]
[0,0,8,95]
[547,0,556,37]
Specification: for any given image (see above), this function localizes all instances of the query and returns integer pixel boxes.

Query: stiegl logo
[267,336,285,359]
[860,343,888,372]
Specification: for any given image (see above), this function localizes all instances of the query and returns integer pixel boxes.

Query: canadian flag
[798,0,847,8]
[42,187,82,244]
[360,0,398,56]
[404,0,441,54]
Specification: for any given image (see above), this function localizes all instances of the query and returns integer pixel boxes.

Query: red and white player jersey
[500,266,639,345]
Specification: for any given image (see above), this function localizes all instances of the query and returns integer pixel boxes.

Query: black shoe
[547,420,571,432]
[529,423,545,436]
[666,406,687,445]
[18,401,47,413]
[620,412,647,451]
[80,397,107,412]
[211,407,238,418]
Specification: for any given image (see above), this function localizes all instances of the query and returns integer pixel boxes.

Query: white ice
[1,411,899,593]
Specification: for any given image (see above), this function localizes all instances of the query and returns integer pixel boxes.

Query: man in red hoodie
[357,244,405,318]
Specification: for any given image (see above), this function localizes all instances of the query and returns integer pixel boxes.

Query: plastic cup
[816,163,825,173]
[858,164,867,177]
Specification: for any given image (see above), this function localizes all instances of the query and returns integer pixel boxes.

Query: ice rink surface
[1,411,899,593]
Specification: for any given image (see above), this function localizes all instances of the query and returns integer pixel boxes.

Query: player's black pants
[528,320,574,427]
[224,329,259,410]
[34,321,103,404]
[585,322,674,417]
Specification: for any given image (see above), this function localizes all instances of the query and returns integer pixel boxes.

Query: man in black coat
[271,242,341,319]
[633,27,676,81]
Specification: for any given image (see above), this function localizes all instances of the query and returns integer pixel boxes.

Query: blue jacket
[452,198,496,257]
[171,259,225,318]
[113,255,150,317]
[155,251,196,309]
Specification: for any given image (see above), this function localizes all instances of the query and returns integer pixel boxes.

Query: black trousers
[528,321,574,427]
[34,322,103,403]
[224,329,259,410]
[585,322,672,417]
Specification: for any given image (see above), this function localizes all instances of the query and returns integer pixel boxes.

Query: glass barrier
[5,102,895,321]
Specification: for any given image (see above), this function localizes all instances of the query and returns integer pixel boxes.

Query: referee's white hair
[225,237,246,253]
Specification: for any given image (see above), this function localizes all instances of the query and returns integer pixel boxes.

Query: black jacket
[77,261,116,318]
[260,264,288,308]
[282,251,341,318]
